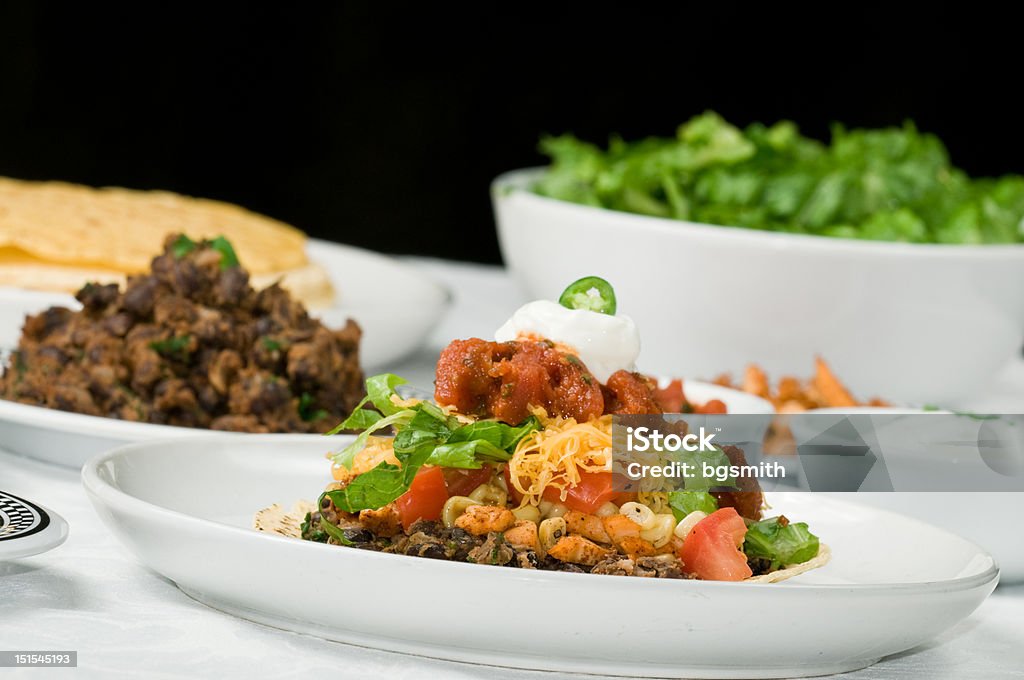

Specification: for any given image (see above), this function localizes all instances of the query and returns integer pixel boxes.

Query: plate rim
[81,433,1000,595]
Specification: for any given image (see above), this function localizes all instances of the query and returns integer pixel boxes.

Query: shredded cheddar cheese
[508,407,613,507]
[389,394,422,410]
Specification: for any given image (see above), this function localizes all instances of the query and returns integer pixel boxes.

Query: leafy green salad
[535,112,1024,244]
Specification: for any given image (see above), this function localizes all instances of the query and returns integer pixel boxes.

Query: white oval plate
[82,435,998,679]
[0,491,69,561]
[0,238,449,468]
[0,238,450,370]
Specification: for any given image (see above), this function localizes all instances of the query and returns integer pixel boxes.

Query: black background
[0,5,1020,263]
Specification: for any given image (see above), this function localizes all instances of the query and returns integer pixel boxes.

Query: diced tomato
[678,507,752,581]
[443,466,493,497]
[542,470,619,514]
[696,399,728,414]
[395,466,449,530]
[503,465,524,505]
[611,489,639,506]
[505,467,634,511]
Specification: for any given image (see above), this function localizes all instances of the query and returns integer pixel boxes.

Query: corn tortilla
[0,177,334,307]
[253,501,316,538]
[0,177,307,273]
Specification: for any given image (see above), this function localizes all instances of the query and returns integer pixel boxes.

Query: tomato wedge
[503,466,524,505]
[444,466,493,497]
[678,507,752,581]
[395,466,449,530]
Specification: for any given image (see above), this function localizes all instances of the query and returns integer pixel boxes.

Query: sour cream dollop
[494,300,641,383]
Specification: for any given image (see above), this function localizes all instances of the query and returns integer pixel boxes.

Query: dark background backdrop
[0,5,1020,263]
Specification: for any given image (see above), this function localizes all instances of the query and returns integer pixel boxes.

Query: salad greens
[743,516,820,570]
[536,111,1024,244]
[323,373,539,513]
[666,490,719,521]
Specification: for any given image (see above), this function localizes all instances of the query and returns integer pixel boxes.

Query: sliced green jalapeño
[558,276,617,315]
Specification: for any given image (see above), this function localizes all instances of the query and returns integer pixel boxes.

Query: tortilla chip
[812,358,858,408]
[253,500,316,538]
[719,360,887,411]
[742,364,770,399]
[745,543,832,583]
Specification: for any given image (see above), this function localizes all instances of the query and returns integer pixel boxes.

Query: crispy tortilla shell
[745,543,832,583]
[253,501,316,538]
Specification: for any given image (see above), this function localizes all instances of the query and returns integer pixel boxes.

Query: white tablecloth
[2,258,1023,679]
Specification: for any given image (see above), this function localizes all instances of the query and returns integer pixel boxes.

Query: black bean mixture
[0,234,364,432]
[301,509,689,579]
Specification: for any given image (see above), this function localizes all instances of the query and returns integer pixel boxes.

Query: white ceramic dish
[832,493,1022,585]
[0,238,450,370]
[83,435,998,678]
[493,168,1024,405]
[0,238,448,468]
[0,491,69,560]
[668,379,773,415]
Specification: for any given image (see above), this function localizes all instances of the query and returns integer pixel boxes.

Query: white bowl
[672,379,774,415]
[493,169,1024,405]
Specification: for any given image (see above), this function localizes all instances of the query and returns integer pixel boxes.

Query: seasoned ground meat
[712,445,765,521]
[634,554,686,579]
[300,514,692,579]
[468,532,515,566]
[591,555,637,576]
[0,234,364,433]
